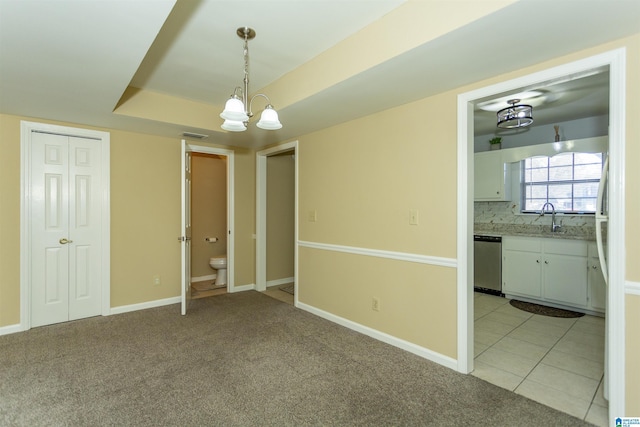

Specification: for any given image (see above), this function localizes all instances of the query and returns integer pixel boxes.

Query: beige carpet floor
[0,291,594,426]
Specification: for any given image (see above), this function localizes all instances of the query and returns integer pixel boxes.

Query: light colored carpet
[0,291,593,426]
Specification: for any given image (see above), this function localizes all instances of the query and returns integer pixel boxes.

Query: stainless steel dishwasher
[474,235,502,296]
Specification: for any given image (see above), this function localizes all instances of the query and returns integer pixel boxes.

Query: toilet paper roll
[205,237,218,243]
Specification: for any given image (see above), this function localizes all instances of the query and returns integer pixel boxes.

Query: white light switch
[409,209,419,225]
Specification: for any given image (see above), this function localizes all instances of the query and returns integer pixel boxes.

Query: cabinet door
[475,152,510,201]
[503,249,542,298]
[543,254,588,307]
[589,256,606,311]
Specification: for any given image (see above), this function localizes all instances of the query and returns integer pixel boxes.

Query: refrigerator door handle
[595,155,609,286]
[596,156,609,217]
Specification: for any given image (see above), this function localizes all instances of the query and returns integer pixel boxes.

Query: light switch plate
[409,209,419,225]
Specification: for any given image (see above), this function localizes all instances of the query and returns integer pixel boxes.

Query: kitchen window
[521,152,603,213]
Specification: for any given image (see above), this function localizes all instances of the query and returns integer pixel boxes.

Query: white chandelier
[220,27,282,132]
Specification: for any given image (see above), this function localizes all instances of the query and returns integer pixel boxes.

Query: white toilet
[209,255,227,286]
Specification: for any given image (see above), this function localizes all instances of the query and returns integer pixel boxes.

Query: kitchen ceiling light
[496,99,533,129]
[220,27,282,132]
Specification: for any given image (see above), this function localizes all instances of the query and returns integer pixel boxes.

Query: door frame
[20,120,111,330]
[456,48,627,416]
[256,141,298,300]
[181,141,235,293]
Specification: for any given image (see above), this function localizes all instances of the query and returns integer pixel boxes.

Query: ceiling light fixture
[496,99,533,129]
[220,27,282,132]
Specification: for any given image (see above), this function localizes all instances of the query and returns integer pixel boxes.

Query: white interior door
[180,141,192,315]
[30,132,103,327]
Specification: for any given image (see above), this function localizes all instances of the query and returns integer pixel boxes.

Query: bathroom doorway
[190,152,228,298]
[256,141,298,305]
[180,141,234,314]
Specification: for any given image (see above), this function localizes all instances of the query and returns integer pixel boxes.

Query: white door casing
[180,140,234,314]
[21,121,110,330]
[456,49,626,417]
[180,141,192,315]
[256,141,298,298]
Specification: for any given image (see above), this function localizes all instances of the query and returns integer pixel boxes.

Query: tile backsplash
[474,201,596,240]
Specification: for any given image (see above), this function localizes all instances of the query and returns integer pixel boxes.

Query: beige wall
[191,153,227,278]
[266,153,295,282]
[0,114,256,323]
[297,90,459,357]
[0,114,22,325]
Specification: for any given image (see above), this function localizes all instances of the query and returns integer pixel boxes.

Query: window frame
[520,152,604,214]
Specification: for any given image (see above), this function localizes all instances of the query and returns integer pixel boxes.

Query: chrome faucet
[540,202,562,232]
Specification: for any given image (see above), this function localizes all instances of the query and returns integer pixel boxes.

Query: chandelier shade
[220,27,282,132]
[220,95,249,122]
[256,105,282,130]
[497,99,533,129]
[221,119,247,132]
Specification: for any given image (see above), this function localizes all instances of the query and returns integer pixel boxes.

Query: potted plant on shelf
[489,137,502,150]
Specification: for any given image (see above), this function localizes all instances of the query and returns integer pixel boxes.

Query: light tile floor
[473,292,608,426]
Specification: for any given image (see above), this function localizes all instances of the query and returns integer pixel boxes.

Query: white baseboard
[192,274,216,282]
[0,323,23,336]
[297,302,458,371]
[230,283,255,293]
[110,296,181,315]
[267,277,294,288]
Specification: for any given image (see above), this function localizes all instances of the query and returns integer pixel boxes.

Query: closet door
[30,132,102,327]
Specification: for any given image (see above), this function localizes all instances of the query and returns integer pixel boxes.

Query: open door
[180,140,192,315]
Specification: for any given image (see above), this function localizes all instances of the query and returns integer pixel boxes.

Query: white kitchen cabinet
[502,237,542,298]
[588,243,606,312]
[502,236,589,310]
[543,239,588,307]
[474,151,511,201]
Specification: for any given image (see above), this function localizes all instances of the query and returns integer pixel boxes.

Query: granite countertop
[473,224,596,241]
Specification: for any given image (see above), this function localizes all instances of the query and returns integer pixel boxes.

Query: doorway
[457,49,627,417]
[180,141,234,315]
[20,121,111,330]
[256,141,298,304]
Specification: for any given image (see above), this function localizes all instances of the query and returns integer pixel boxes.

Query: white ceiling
[1,0,639,149]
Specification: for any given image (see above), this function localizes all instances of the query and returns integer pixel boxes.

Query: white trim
[182,143,235,293]
[20,121,111,331]
[0,324,23,336]
[626,281,640,296]
[110,296,180,315]
[256,141,299,303]
[229,283,255,293]
[192,274,216,282]
[266,277,295,288]
[457,48,627,417]
[298,240,457,268]
[298,301,458,371]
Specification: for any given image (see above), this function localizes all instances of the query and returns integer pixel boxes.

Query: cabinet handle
[592,265,598,270]
[536,259,540,263]
[544,260,549,264]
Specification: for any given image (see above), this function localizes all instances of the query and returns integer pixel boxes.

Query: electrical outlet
[372,297,380,311]
[153,275,161,286]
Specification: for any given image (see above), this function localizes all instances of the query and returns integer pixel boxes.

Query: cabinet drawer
[543,239,587,256]
[503,236,541,252]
